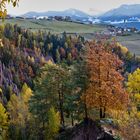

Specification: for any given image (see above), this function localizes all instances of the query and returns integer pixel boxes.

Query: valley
[1,1,140,139]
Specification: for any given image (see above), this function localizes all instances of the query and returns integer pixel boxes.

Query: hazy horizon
[7,0,140,16]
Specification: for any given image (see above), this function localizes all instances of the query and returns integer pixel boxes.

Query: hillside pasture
[0,18,106,33]
[116,33,140,56]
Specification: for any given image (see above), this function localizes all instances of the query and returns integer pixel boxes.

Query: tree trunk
[84,103,88,119]
[84,90,88,119]
[100,107,106,118]
[103,107,106,118]
[59,90,65,126]
[100,108,103,119]
[71,113,74,126]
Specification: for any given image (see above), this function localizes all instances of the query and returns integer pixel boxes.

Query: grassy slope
[0,19,106,33]
[116,33,140,56]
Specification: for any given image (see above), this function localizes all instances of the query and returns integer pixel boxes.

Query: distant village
[6,14,76,22]
[104,24,139,36]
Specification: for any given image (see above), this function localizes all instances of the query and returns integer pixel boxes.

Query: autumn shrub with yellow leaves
[109,105,140,140]
[45,107,60,140]
[116,42,128,55]
[108,68,140,140]
[127,68,140,110]
[0,103,9,140]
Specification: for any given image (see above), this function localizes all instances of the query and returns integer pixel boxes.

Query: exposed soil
[57,118,115,140]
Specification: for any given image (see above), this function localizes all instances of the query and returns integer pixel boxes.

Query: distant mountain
[99,4,140,21]
[22,5,140,26]
[22,9,94,21]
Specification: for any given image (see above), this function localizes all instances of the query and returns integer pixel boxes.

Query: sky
[7,0,140,16]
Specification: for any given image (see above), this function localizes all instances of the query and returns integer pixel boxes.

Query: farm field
[116,33,140,56]
[0,18,106,33]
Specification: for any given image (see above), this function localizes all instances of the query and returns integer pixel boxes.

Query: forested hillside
[0,23,140,140]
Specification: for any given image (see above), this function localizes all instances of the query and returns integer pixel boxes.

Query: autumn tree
[83,41,128,118]
[0,0,19,17]
[7,83,32,140]
[0,103,9,140]
[127,68,140,111]
[45,107,60,139]
[110,106,140,140]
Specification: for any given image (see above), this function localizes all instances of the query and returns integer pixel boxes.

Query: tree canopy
[0,0,19,17]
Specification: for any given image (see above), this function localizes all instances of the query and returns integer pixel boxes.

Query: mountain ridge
[22,8,93,20]
[21,5,140,25]
[99,4,140,21]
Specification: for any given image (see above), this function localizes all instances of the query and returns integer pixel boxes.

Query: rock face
[57,119,115,140]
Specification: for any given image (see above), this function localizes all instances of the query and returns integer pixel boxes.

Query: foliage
[30,63,70,128]
[127,68,140,110]
[0,103,8,140]
[0,23,140,139]
[7,84,32,140]
[46,107,60,139]
[0,0,19,17]
[0,23,83,104]
[83,41,128,118]
[70,58,89,120]
[110,106,140,140]
[116,42,128,55]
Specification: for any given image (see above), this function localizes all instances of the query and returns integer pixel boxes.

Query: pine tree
[56,49,61,63]
[30,63,70,127]
[72,59,89,119]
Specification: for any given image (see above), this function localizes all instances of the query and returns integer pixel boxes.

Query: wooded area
[0,23,140,139]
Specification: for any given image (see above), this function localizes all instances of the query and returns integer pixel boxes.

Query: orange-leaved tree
[82,41,128,119]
